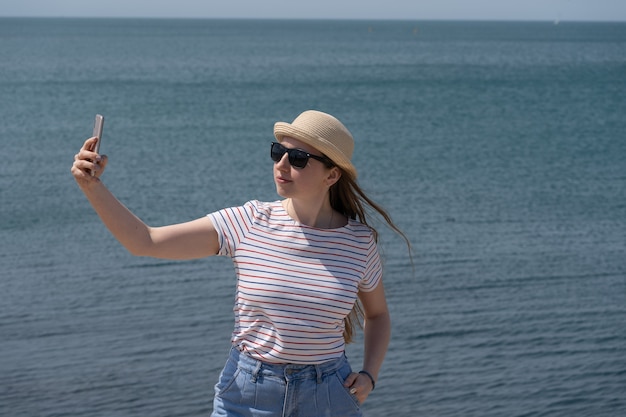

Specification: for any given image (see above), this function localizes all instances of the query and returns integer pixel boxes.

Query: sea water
[1,18,625,416]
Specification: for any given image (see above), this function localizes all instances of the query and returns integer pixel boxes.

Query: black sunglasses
[270,142,333,169]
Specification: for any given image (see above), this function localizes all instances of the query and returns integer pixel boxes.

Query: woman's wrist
[358,370,376,390]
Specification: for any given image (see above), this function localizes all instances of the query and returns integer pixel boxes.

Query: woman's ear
[325,167,342,188]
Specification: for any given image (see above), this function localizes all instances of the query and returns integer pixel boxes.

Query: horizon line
[1,15,625,23]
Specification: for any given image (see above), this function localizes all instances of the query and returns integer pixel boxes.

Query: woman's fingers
[98,154,108,171]
[71,137,106,183]
[90,154,107,178]
[79,137,100,159]
[71,156,97,178]
[77,136,98,153]
[343,372,358,388]
[343,372,373,404]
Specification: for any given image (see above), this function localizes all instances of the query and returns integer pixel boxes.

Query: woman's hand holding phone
[71,115,108,188]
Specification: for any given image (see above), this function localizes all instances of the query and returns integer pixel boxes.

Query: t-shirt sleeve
[206,201,256,257]
[359,233,383,292]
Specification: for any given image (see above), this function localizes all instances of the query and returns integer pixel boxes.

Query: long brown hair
[329,173,412,343]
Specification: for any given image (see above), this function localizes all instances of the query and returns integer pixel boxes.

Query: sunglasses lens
[271,143,285,163]
[289,150,309,168]
[271,143,310,168]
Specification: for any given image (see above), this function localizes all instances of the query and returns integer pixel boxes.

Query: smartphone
[92,114,104,153]
[91,114,104,176]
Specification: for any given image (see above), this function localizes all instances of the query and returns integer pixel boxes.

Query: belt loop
[250,359,262,383]
[315,364,322,384]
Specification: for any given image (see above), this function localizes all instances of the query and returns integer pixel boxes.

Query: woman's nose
[275,152,291,169]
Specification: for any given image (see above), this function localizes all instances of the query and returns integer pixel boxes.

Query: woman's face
[272,137,338,201]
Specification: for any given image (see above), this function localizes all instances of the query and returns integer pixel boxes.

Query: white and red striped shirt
[207,200,382,364]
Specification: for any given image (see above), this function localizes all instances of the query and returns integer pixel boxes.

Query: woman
[71,110,409,416]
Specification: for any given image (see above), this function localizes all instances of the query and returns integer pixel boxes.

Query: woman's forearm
[362,310,391,380]
[80,181,154,256]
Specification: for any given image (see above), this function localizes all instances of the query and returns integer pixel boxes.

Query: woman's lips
[276,176,292,184]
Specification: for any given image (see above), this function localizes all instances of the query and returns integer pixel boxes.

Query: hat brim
[274,122,357,179]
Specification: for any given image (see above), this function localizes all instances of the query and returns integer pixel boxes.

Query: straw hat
[274,110,357,179]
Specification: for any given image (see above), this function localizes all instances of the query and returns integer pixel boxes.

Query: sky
[1,0,625,21]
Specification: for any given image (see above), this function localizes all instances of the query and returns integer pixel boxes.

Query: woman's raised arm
[71,137,219,260]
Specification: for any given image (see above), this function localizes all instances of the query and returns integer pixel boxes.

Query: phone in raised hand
[91,114,104,176]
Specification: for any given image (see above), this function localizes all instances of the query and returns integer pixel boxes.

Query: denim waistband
[228,347,348,384]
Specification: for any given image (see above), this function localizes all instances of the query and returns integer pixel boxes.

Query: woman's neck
[284,197,335,229]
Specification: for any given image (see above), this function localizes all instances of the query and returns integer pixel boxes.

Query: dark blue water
[1,18,625,416]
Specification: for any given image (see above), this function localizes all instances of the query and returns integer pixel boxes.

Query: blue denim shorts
[211,347,362,417]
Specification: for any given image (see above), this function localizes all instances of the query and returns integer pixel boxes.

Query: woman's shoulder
[345,217,372,231]
[337,218,375,244]
[244,199,282,212]
[242,200,285,220]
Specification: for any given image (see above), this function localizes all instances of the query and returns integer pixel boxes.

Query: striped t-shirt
[207,200,382,364]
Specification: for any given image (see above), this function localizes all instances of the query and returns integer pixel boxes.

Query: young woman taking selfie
[71,110,410,417]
